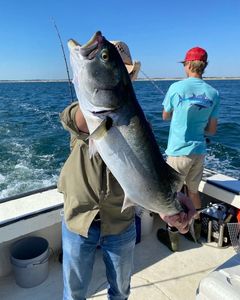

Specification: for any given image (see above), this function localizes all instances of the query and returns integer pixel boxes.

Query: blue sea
[0,80,240,199]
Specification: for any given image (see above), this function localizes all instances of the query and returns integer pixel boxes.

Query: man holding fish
[58,32,195,300]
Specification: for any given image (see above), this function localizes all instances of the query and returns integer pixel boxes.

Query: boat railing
[0,185,57,204]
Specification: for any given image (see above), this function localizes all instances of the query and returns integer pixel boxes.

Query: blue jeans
[62,220,136,300]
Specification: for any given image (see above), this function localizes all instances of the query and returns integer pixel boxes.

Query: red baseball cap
[181,47,208,63]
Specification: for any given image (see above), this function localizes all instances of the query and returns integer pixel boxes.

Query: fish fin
[88,139,98,158]
[121,196,135,212]
[86,116,113,141]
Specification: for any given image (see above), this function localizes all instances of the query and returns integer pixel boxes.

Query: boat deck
[0,217,236,300]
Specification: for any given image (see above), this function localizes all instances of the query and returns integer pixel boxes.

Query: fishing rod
[52,18,74,103]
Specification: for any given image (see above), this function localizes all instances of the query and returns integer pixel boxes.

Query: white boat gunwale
[0,168,239,299]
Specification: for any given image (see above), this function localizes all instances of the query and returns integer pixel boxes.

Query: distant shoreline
[137,77,240,81]
[0,77,240,83]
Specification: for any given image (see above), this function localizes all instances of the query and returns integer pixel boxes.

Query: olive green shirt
[57,102,134,237]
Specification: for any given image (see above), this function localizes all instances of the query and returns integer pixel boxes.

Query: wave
[1,80,240,199]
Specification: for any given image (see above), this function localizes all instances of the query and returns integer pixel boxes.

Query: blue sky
[0,0,240,80]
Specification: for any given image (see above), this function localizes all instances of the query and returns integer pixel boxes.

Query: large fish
[68,31,183,216]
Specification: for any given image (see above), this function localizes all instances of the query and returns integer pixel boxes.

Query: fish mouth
[91,107,119,115]
[68,31,104,59]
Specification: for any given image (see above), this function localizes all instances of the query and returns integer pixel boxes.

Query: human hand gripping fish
[68,31,196,232]
[159,192,196,234]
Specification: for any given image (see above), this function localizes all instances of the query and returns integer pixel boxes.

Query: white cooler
[196,254,240,300]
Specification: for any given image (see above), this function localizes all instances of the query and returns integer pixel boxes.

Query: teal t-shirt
[163,77,220,156]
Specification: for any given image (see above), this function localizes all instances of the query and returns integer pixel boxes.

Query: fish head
[68,31,132,114]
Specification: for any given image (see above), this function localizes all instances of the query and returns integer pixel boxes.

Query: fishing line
[117,43,165,97]
[52,18,74,103]
[140,69,165,96]
[116,41,165,95]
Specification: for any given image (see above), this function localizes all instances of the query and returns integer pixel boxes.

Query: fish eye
[101,50,109,61]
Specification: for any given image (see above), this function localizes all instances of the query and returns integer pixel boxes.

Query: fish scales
[68,31,183,215]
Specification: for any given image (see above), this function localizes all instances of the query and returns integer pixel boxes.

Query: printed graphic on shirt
[177,93,213,110]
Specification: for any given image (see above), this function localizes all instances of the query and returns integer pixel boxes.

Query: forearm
[162,110,173,120]
[75,107,89,133]
[204,118,218,135]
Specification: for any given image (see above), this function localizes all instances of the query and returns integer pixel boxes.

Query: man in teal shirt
[157,47,220,251]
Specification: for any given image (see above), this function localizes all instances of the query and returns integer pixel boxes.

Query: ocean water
[0,80,240,199]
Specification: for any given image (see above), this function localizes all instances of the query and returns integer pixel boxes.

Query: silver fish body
[68,31,183,215]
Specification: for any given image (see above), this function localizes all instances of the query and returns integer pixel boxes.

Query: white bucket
[135,207,154,236]
[10,236,49,288]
